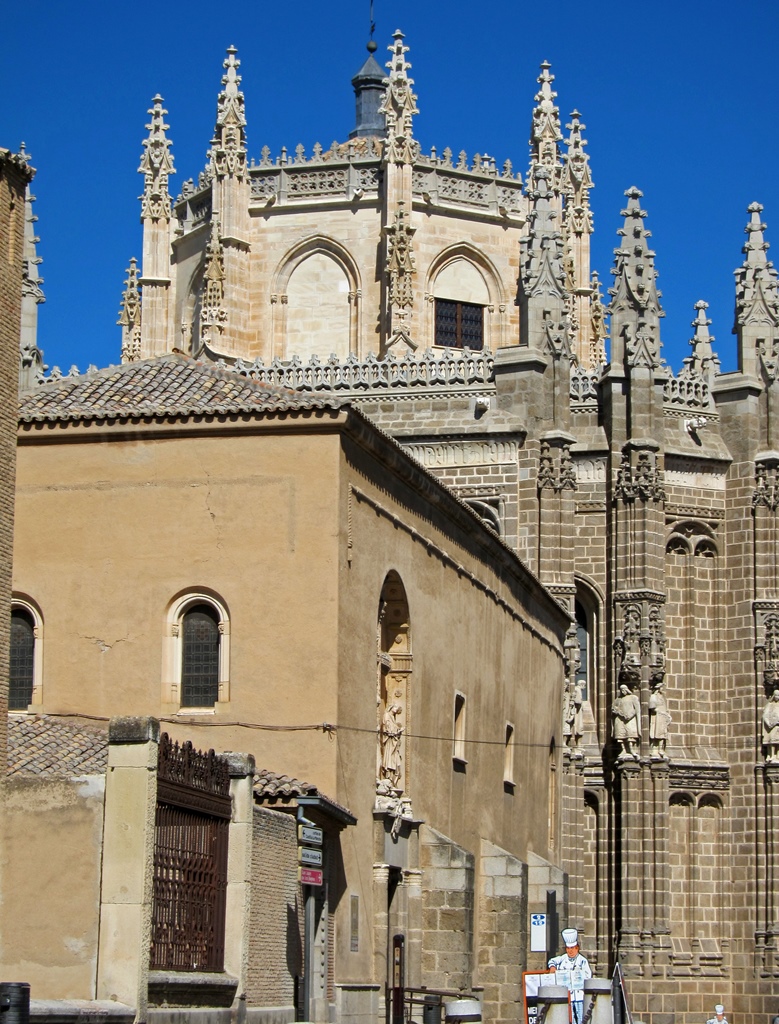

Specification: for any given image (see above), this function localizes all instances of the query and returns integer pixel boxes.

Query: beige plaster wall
[13,425,343,791]
[0,774,105,997]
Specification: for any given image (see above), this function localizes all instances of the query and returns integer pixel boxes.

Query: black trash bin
[0,983,30,1024]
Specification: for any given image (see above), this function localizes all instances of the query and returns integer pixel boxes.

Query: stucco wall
[0,774,105,997]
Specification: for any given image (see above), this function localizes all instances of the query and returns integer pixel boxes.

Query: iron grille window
[10,609,34,710]
[151,735,231,973]
[151,803,229,971]
[181,605,220,707]
[434,299,484,350]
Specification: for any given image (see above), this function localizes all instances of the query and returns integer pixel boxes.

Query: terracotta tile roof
[254,768,356,824]
[19,355,348,424]
[254,768,319,798]
[8,715,108,777]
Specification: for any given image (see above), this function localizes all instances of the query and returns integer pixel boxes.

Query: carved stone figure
[564,680,583,749]
[612,683,641,759]
[379,703,403,789]
[762,689,779,763]
[648,680,671,759]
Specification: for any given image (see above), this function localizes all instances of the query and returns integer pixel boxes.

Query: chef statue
[548,928,592,1024]
[705,1005,728,1024]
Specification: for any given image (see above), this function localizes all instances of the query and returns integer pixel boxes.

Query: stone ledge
[30,1001,135,1024]
[148,971,238,1008]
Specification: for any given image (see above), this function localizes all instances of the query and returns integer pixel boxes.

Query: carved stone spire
[199,219,227,349]
[561,110,593,235]
[138,95,175,222]
[687,300,719,380]
[609,187,665,371]
[528,62,563,194]
[118,258,142,363]
[561,110,595,367]
[520,168,568,315]
[209,46,247,180]
[379,30,418,165]
[734,202,779,381]
[20,176,47,390]
[384,201,417,350]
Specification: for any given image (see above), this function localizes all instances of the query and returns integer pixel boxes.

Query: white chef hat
[562,928,579,946]
[715,1007,725,1015]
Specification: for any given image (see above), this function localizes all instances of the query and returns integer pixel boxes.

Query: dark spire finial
[367,0,377,51]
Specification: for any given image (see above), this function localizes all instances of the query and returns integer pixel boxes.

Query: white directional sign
[298,825,323,846]
[300,847,323,867]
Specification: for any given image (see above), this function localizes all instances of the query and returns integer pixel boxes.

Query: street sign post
[299,867,323,886]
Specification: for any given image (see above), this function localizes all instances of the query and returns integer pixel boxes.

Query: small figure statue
[648,680,671,759]
[612,683,641,759]
[548,928,592,1024]
[762,690,779,762]
[564,680,584,750]
[379,703,404,790]
[705,1005,728,1024]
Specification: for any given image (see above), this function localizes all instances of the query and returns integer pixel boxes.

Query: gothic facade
[18,29,779,1024]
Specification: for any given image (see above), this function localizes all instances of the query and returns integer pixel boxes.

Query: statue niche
[376,572,413,834]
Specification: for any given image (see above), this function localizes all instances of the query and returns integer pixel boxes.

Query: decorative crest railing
[234,349,495,393]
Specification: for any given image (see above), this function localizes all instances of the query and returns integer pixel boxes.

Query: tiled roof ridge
[19,354,350,425]
[7,714,109,778]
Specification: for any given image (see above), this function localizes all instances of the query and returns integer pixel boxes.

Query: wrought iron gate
[150,733,231,972]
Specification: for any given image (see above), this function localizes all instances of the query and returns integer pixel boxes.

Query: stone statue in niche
[611,683,641,759]
[648,679,671,759]
[564,680,584,749]
[378,703,404,792]
[762,689,779,763]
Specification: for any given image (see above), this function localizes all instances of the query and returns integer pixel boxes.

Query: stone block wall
[476,840,527,1024]
[420,825,474,992]
[246,806,300,1016]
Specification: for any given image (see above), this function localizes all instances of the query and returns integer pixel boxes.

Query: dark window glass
[434,300,484,350]
[575,601,588,702]
[10,609,35,710]
[182,605,220,707]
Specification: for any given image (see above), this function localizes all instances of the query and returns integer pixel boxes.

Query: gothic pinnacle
[379,29,418,164]
[734,201,779,330]
[562,108,593,236]
[138,95,175,222]
[529,61,563,194]
[688,300,718,376]
[210,46,247,179]
[609,187,665,369]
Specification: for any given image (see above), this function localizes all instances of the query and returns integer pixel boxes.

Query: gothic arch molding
[377,571,412,801]
[272,236,362,361]
[424,243,506,349]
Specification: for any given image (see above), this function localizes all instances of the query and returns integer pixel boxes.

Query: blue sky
[3,1,777,374]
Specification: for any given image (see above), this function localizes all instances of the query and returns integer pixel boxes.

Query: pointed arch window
[435,300,484,350]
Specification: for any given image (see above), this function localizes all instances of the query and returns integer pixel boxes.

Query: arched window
[432,258,489,350]
[9,598,43,711]
[575,601,589,702]
[163,591,231,709]
[10,608,35,710]
[181,605,220,708]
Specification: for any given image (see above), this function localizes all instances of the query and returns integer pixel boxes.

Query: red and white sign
[299,867,323,886]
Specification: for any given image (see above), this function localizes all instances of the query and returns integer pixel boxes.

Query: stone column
[223,752,256,990]
[537,985,570,1024]
[96,717,160,1019]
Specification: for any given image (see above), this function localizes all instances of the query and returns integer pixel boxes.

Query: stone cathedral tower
[29,30,779,1024]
